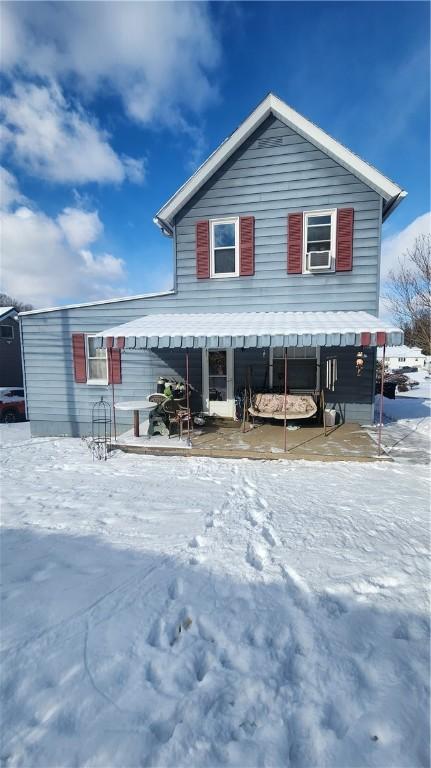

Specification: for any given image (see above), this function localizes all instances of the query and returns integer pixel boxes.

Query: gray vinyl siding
[174,115,382,314]
[21,298,202,437]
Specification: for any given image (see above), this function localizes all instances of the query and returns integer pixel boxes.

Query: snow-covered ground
[1,424,430,767]
[372,369,431,463]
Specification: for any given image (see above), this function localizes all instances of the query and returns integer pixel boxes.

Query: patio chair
[148,393,169,437]
[162,399,194,440]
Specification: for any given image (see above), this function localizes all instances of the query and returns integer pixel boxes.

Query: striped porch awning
[95,311,403,350]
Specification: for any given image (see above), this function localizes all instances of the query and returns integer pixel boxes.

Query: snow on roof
[19,290,176,317]
[96,310,403,349]
[155,93,406,228]
[378,345,426,358]
[0,307,17,320]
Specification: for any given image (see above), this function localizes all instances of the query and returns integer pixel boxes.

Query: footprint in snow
[261,525,278,547]
[393,622,410,641]
[189,555,204,566]
[246,542,266,571]
[168,578,183,600]
[188,535,205,548]
[147,617,166,649]
[245,509,260,527]
[319,595,348,619]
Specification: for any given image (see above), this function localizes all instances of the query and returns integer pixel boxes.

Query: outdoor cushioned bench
[249,393,317,420]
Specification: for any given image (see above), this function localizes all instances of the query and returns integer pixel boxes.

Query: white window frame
[0,325,14,340]
[302,209,337,274]
[398,357,406,363]
[210,217,239,278]
[86,334,109,385]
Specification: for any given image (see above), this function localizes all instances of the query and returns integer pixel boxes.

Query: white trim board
[155,93,406,227]
[19,290,176,317]
[0,307,18,322]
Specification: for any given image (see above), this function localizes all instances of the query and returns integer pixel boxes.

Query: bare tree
[384,234,431,354]
[0,292,34,313]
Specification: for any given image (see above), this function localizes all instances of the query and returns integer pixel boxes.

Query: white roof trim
[19,290,176,317]
[156,93,406,226]
[95,310,403,348]
[0,307,18,321]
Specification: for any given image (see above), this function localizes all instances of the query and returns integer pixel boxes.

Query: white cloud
[80,249,125,281]
[1,2,220,128]
[381,212,431,279]
[121,156,146,185]
[0,170,126,306]
[0,165,26,209]
[1,82,145,185]
[57,208,103,250]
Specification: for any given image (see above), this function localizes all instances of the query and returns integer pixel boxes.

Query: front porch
[96,309,403,461]
[112,418,383,463]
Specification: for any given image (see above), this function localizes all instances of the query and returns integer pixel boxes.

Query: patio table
[114,399,157,438]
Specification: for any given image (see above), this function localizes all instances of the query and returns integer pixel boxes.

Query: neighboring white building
[378,345,430,371]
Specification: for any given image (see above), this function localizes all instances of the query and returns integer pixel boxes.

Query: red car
[0,387,26,422]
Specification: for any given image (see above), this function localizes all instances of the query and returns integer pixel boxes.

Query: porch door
[202,349,235,418]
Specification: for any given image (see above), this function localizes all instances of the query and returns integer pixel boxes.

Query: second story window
[303,210,336,273]
[210,218,239,278]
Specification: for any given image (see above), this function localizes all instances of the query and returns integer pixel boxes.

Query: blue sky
[1,1,429,307]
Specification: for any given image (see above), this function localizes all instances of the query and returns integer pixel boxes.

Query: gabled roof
[0,307,18,322]
[155,93,406,230]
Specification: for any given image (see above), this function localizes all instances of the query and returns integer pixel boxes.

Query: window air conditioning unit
[307,250,332,271]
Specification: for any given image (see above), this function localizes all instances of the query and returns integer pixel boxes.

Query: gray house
[20,93,404,438]
[0,307,23,388]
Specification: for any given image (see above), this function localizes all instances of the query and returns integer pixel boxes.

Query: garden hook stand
[90,397,112,461]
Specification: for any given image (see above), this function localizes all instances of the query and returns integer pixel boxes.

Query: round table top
[114,399,158,412]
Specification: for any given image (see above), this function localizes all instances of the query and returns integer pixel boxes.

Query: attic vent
[258,136,284,149]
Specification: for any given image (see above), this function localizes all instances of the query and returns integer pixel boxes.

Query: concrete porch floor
[114,419,386,463]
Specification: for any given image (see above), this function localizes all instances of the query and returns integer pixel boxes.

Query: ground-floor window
[270,347,318,391]
[86,335,108,385]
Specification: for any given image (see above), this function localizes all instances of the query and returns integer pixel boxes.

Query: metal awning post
[283,348,288,453]
[377,343,386,456]
[186,348,191,445]
[109,348,117,441]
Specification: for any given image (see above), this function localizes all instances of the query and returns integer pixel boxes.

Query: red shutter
[376,331,386,346]
[336,208,354,271]
[196,220,210,278]
[287,213,303,274]
[108,348,122,385]
[72,333,87,383]
[361,332,371,347]
[239,216,255,276]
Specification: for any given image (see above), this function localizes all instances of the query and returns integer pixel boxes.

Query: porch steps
[110,442,390,463]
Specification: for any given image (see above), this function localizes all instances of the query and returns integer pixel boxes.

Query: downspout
[153,215,177,294]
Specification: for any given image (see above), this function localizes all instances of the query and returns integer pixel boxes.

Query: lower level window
[86,335,108,384]
[0,325,14,339]
[271,347,317,390]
